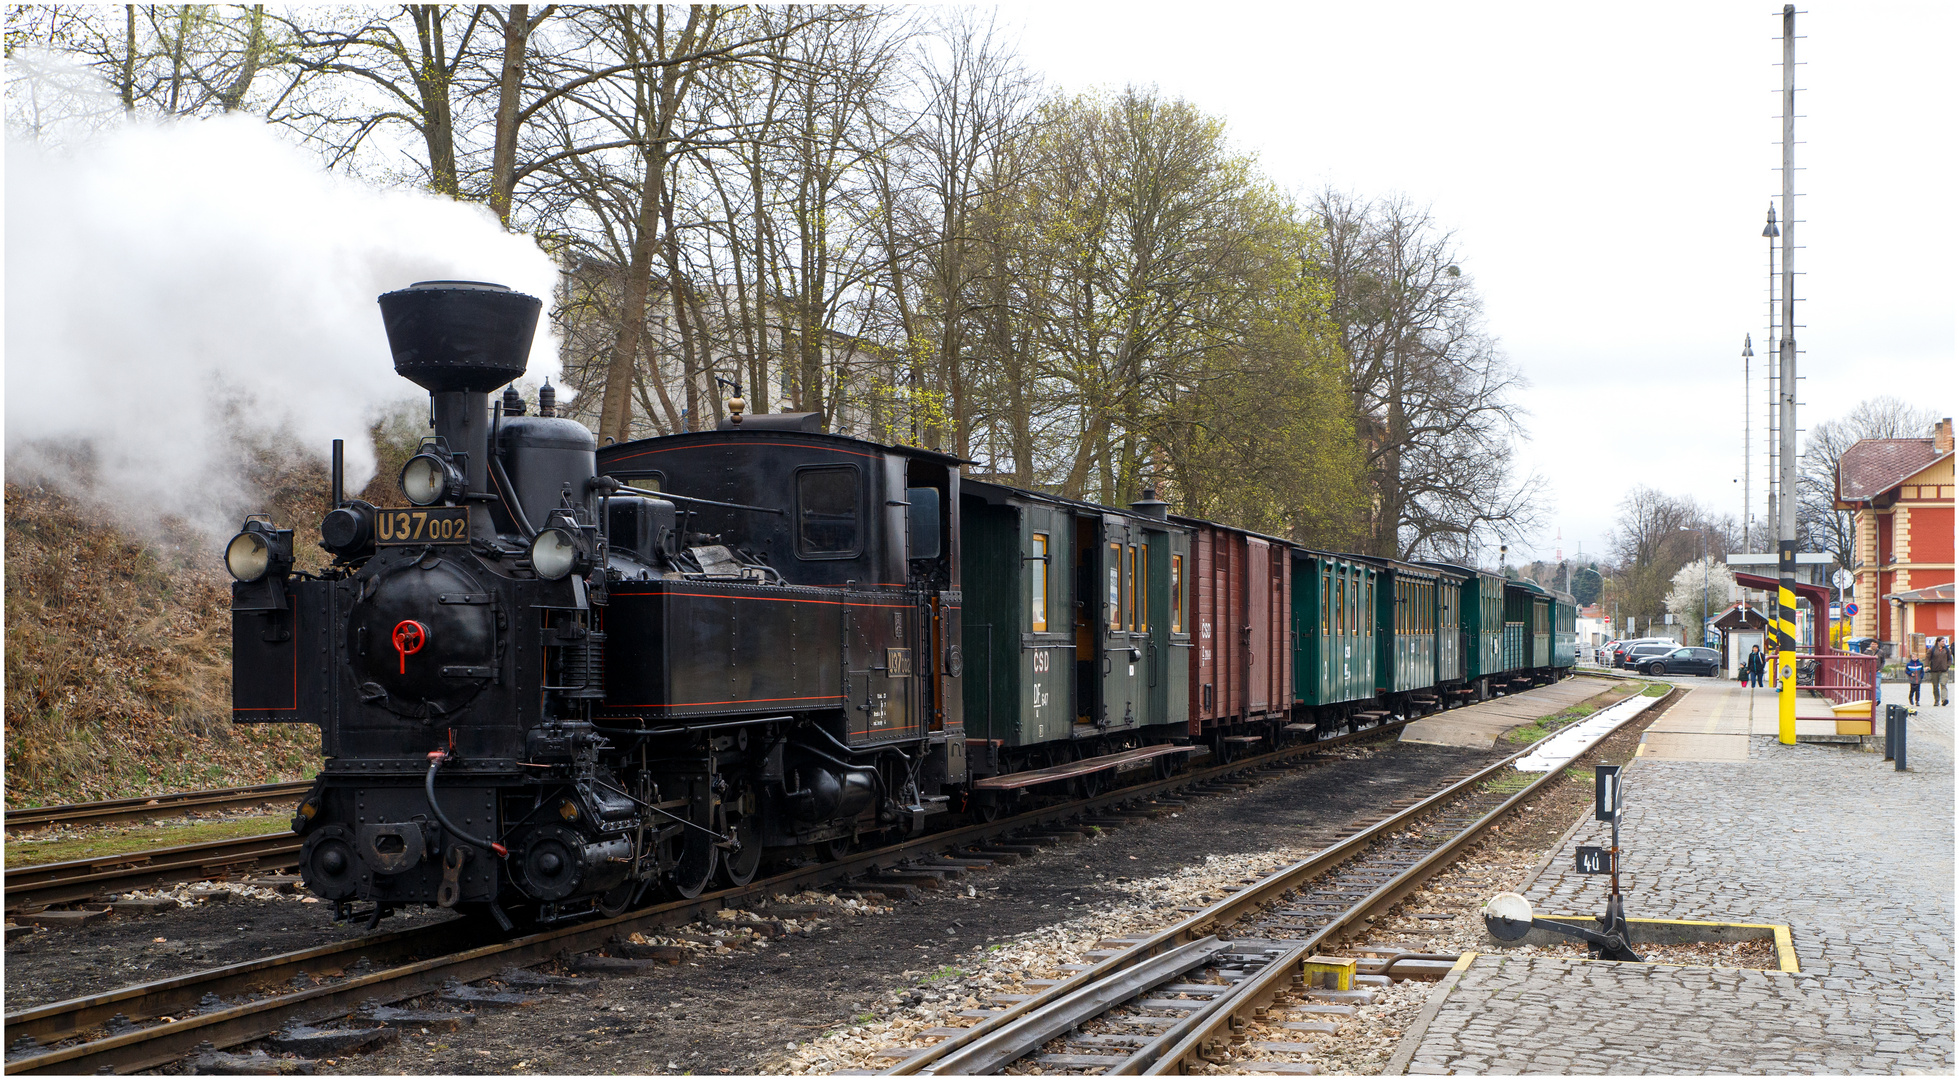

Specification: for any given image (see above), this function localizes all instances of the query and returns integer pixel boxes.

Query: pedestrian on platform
[1929,637,1952,707]
[1746,645,1766,688]
[1905,655,1924,706]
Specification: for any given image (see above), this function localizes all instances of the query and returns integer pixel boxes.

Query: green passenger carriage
[1290,550,1378,711]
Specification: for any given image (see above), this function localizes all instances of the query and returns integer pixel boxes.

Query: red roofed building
[1833,418,1955,656]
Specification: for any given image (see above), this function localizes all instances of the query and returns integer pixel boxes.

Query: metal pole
[1743,336,1753,549]
[1701,533,1709,647]
[1766,212,1778,547]
[1776,3,1800,744]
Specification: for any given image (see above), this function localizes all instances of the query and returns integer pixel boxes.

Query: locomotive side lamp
[529,507,595,581]
[530,527,578,580]
[225,518,293,583]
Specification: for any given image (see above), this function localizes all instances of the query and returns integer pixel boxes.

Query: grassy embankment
[4,480,323,810]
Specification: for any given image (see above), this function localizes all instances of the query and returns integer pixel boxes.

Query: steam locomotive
[228,281,1573,928]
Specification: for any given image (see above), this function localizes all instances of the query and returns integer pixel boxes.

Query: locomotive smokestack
[378,281,541,540]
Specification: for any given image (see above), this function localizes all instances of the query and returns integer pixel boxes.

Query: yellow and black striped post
[1776,541,1797,744]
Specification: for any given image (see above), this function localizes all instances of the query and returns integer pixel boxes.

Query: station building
[1834,418,1955,657]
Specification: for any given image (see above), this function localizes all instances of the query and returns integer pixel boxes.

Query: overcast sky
[1011,0,1956,568]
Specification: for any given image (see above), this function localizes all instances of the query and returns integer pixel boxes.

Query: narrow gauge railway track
[3,782,314,836]
[4,834,302,915]
[3,712,1435,1076]
[884,690,1671,1076]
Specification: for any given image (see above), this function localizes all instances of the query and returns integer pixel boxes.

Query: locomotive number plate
[376,506,470,545]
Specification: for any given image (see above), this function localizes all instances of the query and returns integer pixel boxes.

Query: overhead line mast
[1775,3,1800,745]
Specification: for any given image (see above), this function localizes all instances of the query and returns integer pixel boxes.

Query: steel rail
[3,782,311,835]
[5,834,303,912]
[3,920,486,1046]
[3,721,1393,1075]
[899,684,1669,1075]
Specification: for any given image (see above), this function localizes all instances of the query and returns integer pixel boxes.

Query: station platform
[1397,675,1628,749]
[1638,680,1882,761]
[1386,682,1954,1073]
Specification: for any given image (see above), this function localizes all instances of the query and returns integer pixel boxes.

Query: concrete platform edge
[1381,952,1477,1075]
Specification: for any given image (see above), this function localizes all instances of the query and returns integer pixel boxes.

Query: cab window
[795,465,860,557]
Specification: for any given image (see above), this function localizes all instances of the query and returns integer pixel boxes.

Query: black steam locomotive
[231,282,978,928]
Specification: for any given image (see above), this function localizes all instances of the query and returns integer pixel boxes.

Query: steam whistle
[1484,764,1642,962]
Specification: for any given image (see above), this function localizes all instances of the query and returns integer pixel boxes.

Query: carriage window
[1322,572,1331,634]
[1171,554,1184,634]
[1128,545,1142,632]
[795,465,860,557]
[1031,533,1049,632]
[1106,542,1122,629]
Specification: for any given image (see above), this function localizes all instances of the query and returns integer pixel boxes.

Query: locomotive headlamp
[400,452,461,506]
[224,519,294,582]
[530,527,578,580]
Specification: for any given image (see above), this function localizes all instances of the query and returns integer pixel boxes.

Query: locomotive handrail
[487,451,538,541]
[613,483,783,515]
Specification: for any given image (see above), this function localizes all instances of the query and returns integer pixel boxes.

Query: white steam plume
[5,115,561,542]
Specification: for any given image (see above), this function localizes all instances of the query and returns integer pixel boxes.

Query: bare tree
[7,4,298,138]
[1311,191,1543,560]
[1799,396,1941,573]
[1606,487,1719,630]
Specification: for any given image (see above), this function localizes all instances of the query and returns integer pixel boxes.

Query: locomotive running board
[970,744,1197,791]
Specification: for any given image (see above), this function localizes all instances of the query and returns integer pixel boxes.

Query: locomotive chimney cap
[379,280,540,394]
[1130,488,1169,520]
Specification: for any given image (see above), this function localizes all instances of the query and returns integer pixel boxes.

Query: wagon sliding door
[1245,537,1272,715]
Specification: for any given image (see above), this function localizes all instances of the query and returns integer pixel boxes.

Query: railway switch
[1484,763,1643,962]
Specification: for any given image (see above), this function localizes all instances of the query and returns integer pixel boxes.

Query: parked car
[1613,638,1675,668]
[1596,640,1621,665]
[1642,646,1723,677]
[1620,641,1681,669]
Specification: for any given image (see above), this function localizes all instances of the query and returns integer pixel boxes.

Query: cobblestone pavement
[1397,683,1954,1074]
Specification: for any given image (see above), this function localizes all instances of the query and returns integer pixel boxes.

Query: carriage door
[1146,527,1191,731]
[1245,537,1272,715]
[1101,515,1143,732]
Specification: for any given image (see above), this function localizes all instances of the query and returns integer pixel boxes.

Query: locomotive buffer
[1484,764,1642,962]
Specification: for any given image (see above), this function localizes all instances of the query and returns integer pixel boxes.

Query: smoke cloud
[5,115,561,543]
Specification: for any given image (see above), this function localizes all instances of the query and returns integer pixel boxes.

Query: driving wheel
[668,830,718,899]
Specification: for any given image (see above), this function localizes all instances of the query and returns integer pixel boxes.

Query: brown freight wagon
[1177,518,1294,761]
